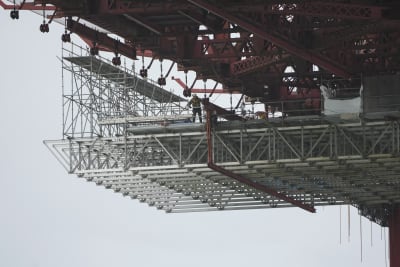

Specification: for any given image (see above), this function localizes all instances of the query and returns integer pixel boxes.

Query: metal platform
[52,45,400,227]
[45,117,400,225]
[63,56,184,103]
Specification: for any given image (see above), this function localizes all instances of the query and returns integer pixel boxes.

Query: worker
[188,94,202,123]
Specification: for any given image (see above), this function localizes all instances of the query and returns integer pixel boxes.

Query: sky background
[0,10,390,267]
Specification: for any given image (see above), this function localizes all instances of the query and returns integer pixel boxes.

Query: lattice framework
[46,118,400,225]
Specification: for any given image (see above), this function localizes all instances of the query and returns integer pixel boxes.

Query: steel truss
[46,118,400,225]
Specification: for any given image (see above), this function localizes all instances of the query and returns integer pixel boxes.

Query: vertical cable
[348,205,351,242]
[384,227,388,267]
[371,221,373,247]
[360,215,363,262]
[42,3,46,24]
[339,206,342,244]
[203,79,207,99]
[230,93,233,111]
[160,59,163,77]
[185,71,188,91]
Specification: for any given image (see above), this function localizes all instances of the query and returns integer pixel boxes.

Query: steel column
[389,205,400,267]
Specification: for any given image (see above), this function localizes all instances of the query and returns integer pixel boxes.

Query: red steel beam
[193,37,257,59]
[123,14,163,35]
[231,54,290,76]
[187,0,351,78]
[389,205,400,267]
[171,77,239,94]
[295,2,385,20]
[207,162,316,213]
[0,0,55,10]
[66,19,137,60]
[97,0,193,15]
[240,2,387,20]
[204,105,316,213]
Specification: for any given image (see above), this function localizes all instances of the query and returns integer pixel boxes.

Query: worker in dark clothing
[188,94,202,123]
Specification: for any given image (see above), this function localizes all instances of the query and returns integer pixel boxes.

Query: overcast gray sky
[0,10,389,267]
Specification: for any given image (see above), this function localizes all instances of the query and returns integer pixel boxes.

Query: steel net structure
[46,46,400,227]
[46,117,400,220]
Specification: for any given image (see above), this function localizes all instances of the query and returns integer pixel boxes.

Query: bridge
[43,44,400,266]
[2,1,400,266]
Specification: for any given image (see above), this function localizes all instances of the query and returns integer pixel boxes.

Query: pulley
[112,40,121,66]
[89,41,99,56]
[61,31,71,42]
[182,70,191,97]
[39,23,49,33]
[139,54,147,78]
[61,18,71,42]
[39,4,49,33]
[10,1,19,19]
[157,59,166,86]
[112,53,121,66]
[10,10,19,19]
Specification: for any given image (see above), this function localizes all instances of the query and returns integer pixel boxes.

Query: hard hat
[193,94,197,97]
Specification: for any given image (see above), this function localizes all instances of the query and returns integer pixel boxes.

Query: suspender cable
[203,79,207,99]
[340,206,342,244]
[370,221,373,247]
[384,227,388,267]
[348,205,351,242]
[360,214,363,262]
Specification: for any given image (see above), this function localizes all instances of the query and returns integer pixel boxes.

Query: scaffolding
[45,42,400,226]
[61,42,189,138]
[46,116,400,225]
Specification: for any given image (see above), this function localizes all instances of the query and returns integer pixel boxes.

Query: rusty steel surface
[3,0,400,217]
[4,0,399,104]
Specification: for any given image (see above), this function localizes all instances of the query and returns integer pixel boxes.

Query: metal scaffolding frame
[46,45,400,226]
[61,42,188,138]
[46,118,400,225]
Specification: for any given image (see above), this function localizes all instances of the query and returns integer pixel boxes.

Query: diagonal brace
[205,107,315,213]
[187,0,351,78]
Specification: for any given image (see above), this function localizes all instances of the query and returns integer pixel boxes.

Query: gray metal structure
[46,44,400,227]
[60,43,188,138]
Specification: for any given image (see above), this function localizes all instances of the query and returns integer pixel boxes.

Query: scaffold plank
[63,56,185,103]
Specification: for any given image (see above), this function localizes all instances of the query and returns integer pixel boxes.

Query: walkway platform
[64,56,185,103]
[46,116,400,225]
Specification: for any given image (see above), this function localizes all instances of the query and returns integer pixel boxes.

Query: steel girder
[8,0,397,104]
[4,1,400,78]
[188,0,351,78]
[6,1,396,93]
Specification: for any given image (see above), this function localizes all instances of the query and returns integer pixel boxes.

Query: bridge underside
[2,1,400,265]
